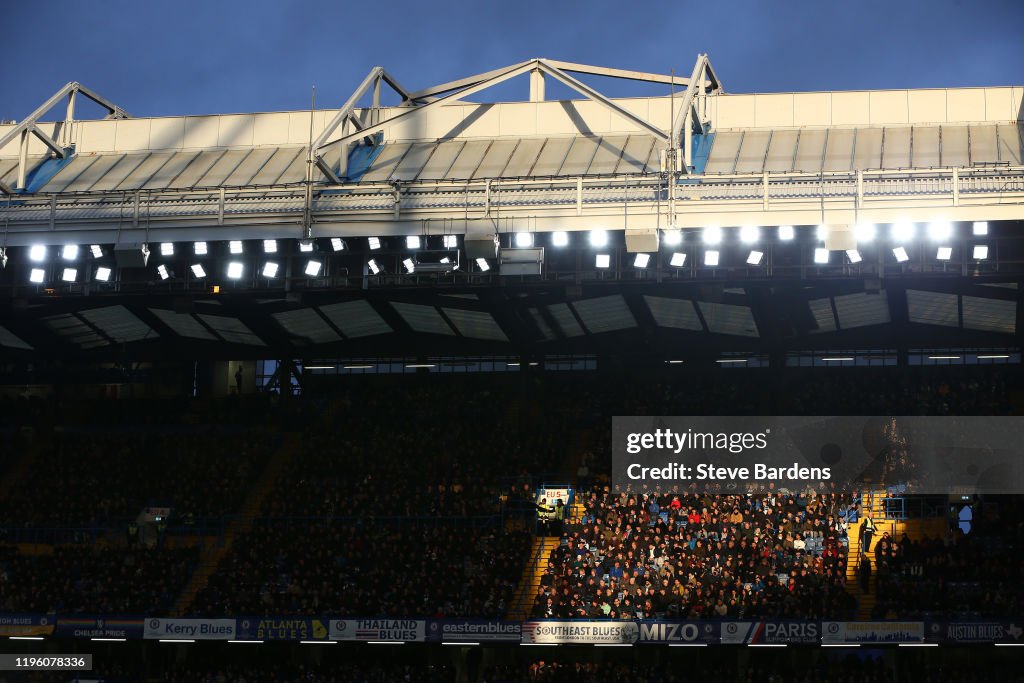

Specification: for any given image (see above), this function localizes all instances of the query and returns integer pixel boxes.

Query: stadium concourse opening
[0,46,1023,683]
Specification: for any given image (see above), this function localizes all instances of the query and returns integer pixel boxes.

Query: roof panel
[546,303,586,337]
[571,295,637,333]
[997,124,1022,165]
[78,305,156,343]
[853,127,883,170]
[196,314,265,345]
[149,308,218,340]
[472,139,517,179]
[765,130,800,173]
[417,140,464,180]
[969,125,998,164]
[43,313,109,348]
[499,137,546,177]
[139,151,201,189]
[88,153,149,191]
[834,291,890,328]
[249,147,304,185]
[644,295,702,331]
[698,301,759,337]
[558,136,600,176]
[0,325,32,350]
[272,309,342,345]
[962,295,1016,334]
[194,149,252,187]
[61,154,125,192]
[587,136,628,175]
[391,302,455,335]
[808,297,837,333]
[907,289,958,328]
[447,140,490,179]
[527,307,557,340]
[941,126,969,167]
[318,300,392,338]
[390,142,437,181]
[223,147,277,186]
[704,131,742,174]
[441,308,508,341]
[734,130,770,174]
[793,129,826,173]
[881,127,911,169]
[531,137,574,176]
[912,126,940,168]
[615,136,656,174]
[822,128,855,172]
[167,150,225,188]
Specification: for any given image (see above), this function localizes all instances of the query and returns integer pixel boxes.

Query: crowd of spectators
[872,497,1024,618]
[0,545,197,614]
[535,488,855,620]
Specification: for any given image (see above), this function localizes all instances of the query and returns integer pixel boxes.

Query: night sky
[2,0,1022,119]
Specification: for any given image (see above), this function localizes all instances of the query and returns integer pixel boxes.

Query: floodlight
[854,223,876,242]
[194,242,208,255]
[406,235,421,249]
[893,246,909,263]
[814,248,829,264]
[816,225,829,241]
[778,225,795,241]
[29,245,46,262]
[633,253,650,268]
[442,235,458,249]
[891,222,915,242]
[157,264,170,280]
[515,232,533,248]
[475,258,489,272]
[94,266,112,282]
[263,239,278,253]
[90,245,103,258]
[368,237,382,250]
[305,260,323,276]
[331,238,347,252]
[846,249,862,263]
[552,231,569,247]
[589,230,608,247]
[703,226,722,245]
[367,259,381,274]
[402,258,415,273]
[227,262,244,278]
[299,240,315,253]
[595,254,611,268]
[740,225,759,244]
[662,229,682,245]
[160,242,174,256]
[704,250,719,266]
[973,221,988,236]
[670,252,686,267]
[229,240,244,254]
[746,250,764,265]
[191,264,206,278]
[927,221,952,241]
[29,268,45,283]
[262,262,279,278]
[61,268,77,282]
[62,245,79,260]
[973,245,988,260]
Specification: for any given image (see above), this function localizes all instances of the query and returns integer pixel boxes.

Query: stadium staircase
[171,432,299,616]
[507,535,560,621]
[845,490,946,619]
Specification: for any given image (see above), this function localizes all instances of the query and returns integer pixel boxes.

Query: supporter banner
[521,621,638,645]
[235,618,329,641]
[613,416,1024,494]
[822,621,924,644]
[636,620,718,644]
[55,617,144,639]
[143,618,235,640]
[427,620,521,643]
[0,614,54,637]
[722,621,820,644]
[537,487,571,504]
[329,619,425,642]
[927,620,1024,644]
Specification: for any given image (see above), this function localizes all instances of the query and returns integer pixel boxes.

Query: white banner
[822,621,924,643]
[521,621,637,644]
[144,618,235,640]
[329,619,425,642]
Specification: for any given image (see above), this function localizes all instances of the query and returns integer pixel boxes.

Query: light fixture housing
[893,246,909,263]
[704,250,720,266]
[263,239,278,254]
[61,268,77,282]
[29,268,45,283]
[746,250,764,265]
[552,231,569,247]
[973,244,989,260]
[740,225,759,244]
[298,239,315,253]
[368,237,382,250]
[633,253,650,268]
[194,242,208,255]
[227,262,244,278]
[936,246,952,261]
[589,230,608,247]
[95,266,112,282]
[29,245,47,262]
[62,245,79,260]
[778,225,795,241]
[229,240,244,254]
[191,264,206,278]
[973,221,988,236]
[331,237,347,252]
[262,262,279,278]
[814,248,829,264]
[595,254,611,268]
[669,252,686,267]
[475,258,490,272]
[703,226,722,245]
[846,249,862,263]
[160,242,174,256]
[406,235,421,249]
[662,229,682,246]
[304,260,323,276]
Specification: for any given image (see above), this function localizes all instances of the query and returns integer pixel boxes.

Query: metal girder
[543,60,690,87]
[312,67,385,151]
[536,60,669,142]
[400,60,535,102]
[0,81,129,191]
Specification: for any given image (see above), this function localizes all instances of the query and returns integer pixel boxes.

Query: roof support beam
[543,60,691,87]
[536,60,669,142]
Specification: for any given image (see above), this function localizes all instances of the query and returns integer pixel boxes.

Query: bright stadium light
[740,225,760,244]
[368,237,382,250]
[29,245,46,262]
[263,239,278,254]
[160,242,174,256]
[816,225,829,241]
[94,266,112,282]
[936,246,952,261]
[814,248,829,264]
[515,232,533,248]
[406,235,421,249]
[846,249,863,263]
[891,222,915,242]
[662,229,682,246]
[194,241,208,255]
[61,268,77,282]
[746,250,764,265]
[893,246,909,263]
[704,250,720,266]
[227,262,244,279]
[552,231,569,247]
[973,221,988,236]
[229,240,244,254]
[402,258,415,273]
[927,221,953,241]
[304,260,322,276]
[62,244,79,260]
[299,240,315,253]
[703,226,722,245]
[29,268,45,283]
[367,258,381,274]
[778,225,795,241]
[589,230,608,247]
[633,253,650,268]
[442,235,458,249]
[475,258,489,272]
[191,264,206,278]
[670,252,686,267]
[90,245,103,258]
[973,244,989,260]
[262,262,279,278]
[157,264,170,280]
[329,237,346,252]
[854,223,877,242]
[595,254,611,268]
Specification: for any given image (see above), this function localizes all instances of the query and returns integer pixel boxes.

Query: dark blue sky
[2,0,1022,120]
